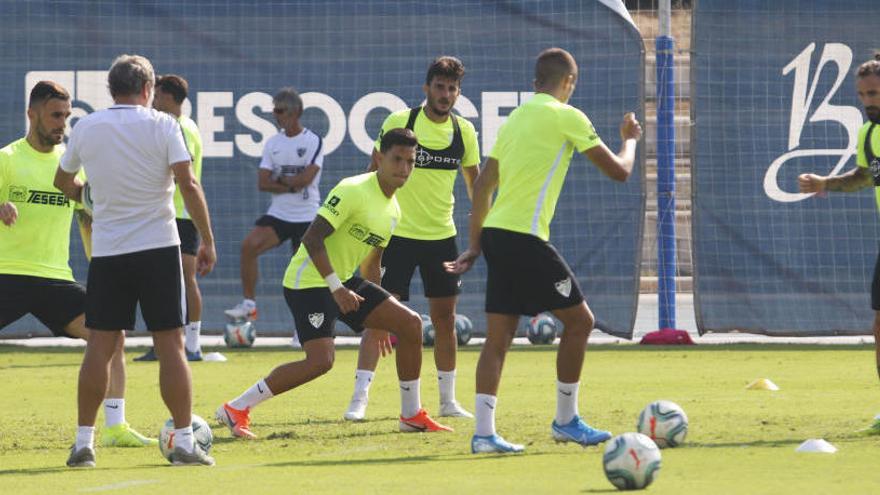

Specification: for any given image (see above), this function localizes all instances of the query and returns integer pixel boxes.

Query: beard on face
[866,106,880,124]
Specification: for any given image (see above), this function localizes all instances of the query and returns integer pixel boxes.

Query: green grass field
[1,343,879,494]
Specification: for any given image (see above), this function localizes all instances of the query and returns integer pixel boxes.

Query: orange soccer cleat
[215,402,257,439]
[399,408,454,432]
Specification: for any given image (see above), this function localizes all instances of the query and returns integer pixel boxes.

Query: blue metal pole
[656,34,676,329]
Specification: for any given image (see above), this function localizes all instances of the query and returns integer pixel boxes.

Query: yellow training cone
[746,378,779,391]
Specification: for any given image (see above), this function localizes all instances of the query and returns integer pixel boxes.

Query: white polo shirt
[60,104,191,257]
[259,128,324,223]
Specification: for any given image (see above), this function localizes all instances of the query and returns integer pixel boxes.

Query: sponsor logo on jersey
[415,147,461,168]
[13,188,71,207]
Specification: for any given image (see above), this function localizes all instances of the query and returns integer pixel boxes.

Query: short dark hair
[379,128,418,153]
[108,54,155,98]
[28,81,70,108]
[155,74,189,104]
[535,47,578,89]
[425,56,465,85]
[856,52,880,79]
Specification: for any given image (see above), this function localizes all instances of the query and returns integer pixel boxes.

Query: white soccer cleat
[439,400,474,418]
[343,397,368,421]
[224,302,257,321]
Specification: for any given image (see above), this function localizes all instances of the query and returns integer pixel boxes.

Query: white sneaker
[225,302,257,321]
[344,397,368,421]
[439,400,474,418]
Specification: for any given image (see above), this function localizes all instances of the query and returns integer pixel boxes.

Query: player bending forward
[216,128,452,438]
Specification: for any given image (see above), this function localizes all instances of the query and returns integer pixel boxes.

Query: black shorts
[0,274,85,338]
[872,247,880,310]
[86,246,185,332]
[256,215,310,250]
[482,227,584,316]
[284,276,391,345]
[381,235,461,301]
[176,218,200,256]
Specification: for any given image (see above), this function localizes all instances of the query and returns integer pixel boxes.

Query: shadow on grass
[260,450,551,468]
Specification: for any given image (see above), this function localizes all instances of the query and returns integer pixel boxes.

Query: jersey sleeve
[59,128,82,173]
[259,137,275,171]
[857,124,870,168]
[488,120,508,160]
[460,118,481,167]
[316,181,360,230]
[310,134,325,168]
[373,111,409,152]
[564,107,602,153]
[166,120,192,166]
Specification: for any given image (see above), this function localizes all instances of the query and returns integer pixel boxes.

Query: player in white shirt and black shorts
[225,87,324,321]
[54,54,217,468]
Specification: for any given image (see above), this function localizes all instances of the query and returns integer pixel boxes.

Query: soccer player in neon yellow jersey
[798,54,880,433]
[0,81,155,449]
[344,56,480,421]
[447,48,643,453]
[135,74,216,362]
[216,129,452,438]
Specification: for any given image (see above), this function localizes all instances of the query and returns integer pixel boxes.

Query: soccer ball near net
[454,313,472,346]
[158,414,214,462]
[637,400,689,448]
[422,314,435,347]
[224,320,256,348]
[526,313,557,344]
[602,432,662,490]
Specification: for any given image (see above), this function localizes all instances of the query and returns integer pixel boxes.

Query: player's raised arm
[301,215,364,313]
[799,168,872,193]
[583,112,642,182]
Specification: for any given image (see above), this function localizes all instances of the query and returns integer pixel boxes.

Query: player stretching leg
[345,56,480,421]
[216,129,451,438]
[225,88,324,322]
[798,53,880,433]
[447,48,642,453]
[0,81,154,451]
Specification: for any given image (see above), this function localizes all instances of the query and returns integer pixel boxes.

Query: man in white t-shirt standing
[225,88,324,321]
[54,54,217,467]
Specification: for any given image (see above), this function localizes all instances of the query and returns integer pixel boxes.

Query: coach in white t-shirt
[54,54,216,468]
[225,87,324,321]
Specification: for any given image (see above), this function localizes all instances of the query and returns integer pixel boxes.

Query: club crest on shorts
[555,277,572,297]
[308,312,324,328]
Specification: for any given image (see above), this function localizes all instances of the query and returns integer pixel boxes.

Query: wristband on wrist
[325,272,343,292]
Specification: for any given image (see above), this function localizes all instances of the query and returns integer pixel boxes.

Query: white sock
[243,299,256,310]
[75,426,95,451]
[475,394,497,437]
[438,369,456,404]
[556,380,579,425]
[229,379,274,411]
[104,398,125,427]
[185,321,201,353]
[399,379,421,418]
[174,426,195,453]
[353,370,374,401]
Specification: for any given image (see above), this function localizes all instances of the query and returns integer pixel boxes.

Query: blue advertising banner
[693,0,879,335]
[0,0,643,338]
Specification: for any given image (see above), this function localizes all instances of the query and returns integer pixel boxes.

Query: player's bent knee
[306,352,335,376]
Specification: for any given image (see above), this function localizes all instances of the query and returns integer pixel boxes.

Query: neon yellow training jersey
[375,107,479,240]
[173,115,203,219]
[283,172,400,289]
[856,121,880,212]
[483,93,603,241]
[0,138,75,281]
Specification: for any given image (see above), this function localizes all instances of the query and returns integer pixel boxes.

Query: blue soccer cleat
[551,415,611,446]
[471,433,525,454]
[186,349,203,362]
